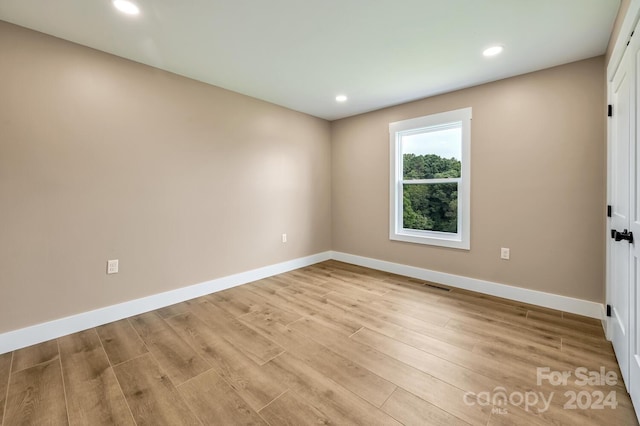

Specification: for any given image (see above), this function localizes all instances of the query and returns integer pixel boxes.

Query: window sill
[390,231,470,250]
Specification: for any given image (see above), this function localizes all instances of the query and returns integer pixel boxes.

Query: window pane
[402,125,461,179]
[403,183,458,233]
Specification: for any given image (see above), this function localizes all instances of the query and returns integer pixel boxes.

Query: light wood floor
[0,260,637,425]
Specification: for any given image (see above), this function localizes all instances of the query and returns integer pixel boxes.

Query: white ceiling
[0,0,620,120]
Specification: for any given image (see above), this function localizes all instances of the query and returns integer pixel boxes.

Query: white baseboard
[0,249,606,354]
[331,251,604,320]
[0,251,331,354]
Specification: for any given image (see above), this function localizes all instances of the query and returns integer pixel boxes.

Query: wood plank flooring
[0,260,637,425]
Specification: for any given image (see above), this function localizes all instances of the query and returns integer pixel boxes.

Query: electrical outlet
[500,248,510,260]
[282,233,287,243]
[107,259,119,274]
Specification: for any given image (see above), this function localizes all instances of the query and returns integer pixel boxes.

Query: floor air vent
[423,283,451,292]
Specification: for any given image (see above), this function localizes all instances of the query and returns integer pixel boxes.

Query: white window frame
[389,107,471,249]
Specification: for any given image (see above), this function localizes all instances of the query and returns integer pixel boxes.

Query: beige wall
[0,21,332,333]
[331,57,606,302]
[0,17,609,335]
[606,0,631,64]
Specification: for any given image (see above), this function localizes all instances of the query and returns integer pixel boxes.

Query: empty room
[1,0,640,425]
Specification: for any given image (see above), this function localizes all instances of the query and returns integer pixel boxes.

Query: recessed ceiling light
[113,0,140,15]
[336,95,348,102]
[483,45,504,57]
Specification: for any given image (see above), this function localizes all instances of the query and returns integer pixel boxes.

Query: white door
[610,30,633,391]
[629,31,640,413]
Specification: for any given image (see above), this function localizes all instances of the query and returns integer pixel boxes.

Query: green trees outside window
[402,154,460,233]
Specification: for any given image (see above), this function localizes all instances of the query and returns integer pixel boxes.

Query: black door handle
[612,229,634,244]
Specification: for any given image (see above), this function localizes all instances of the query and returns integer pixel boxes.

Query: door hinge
[607,304,612,317]
[607,205,612,217]
[608,105,613,117]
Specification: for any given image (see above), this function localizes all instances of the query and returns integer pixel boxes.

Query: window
[389,107,471,249]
